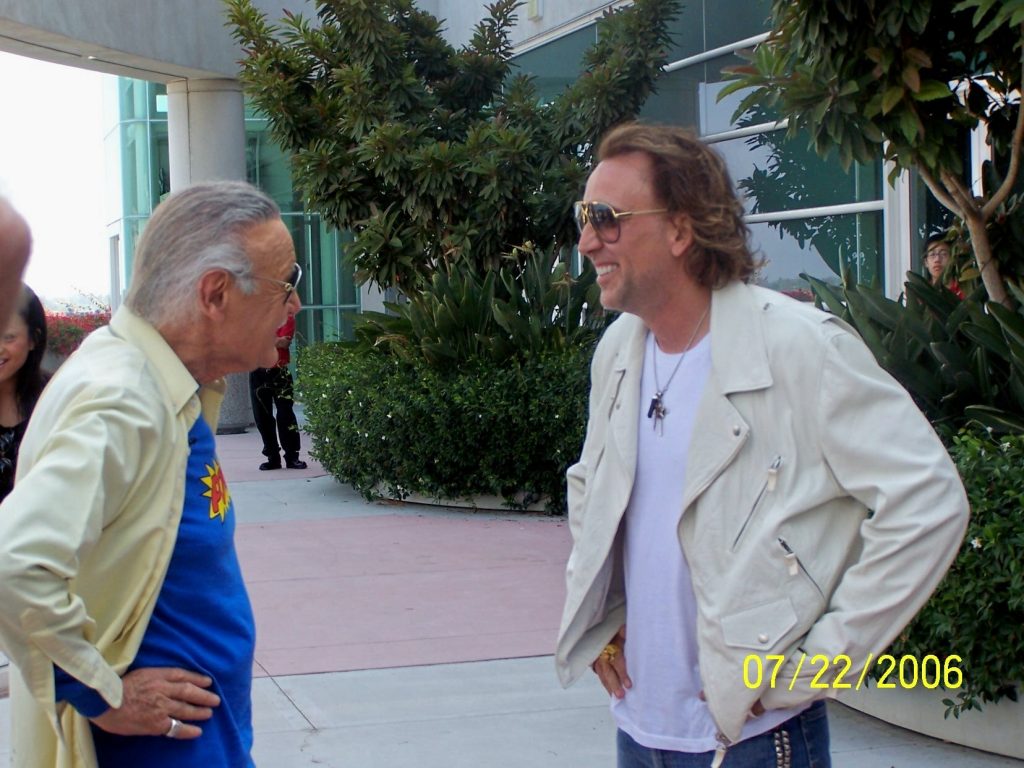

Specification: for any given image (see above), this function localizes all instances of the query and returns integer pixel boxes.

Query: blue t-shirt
[59,415,256,766]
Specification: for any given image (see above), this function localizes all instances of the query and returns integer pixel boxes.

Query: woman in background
[0,284,47,502]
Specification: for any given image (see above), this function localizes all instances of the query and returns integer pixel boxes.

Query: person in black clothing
[249,314,306,470]
[0,285,48,502]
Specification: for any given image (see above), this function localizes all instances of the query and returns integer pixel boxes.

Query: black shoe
[259,460,282,471]
[285,459,307,470]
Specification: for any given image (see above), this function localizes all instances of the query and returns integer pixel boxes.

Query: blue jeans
[617,701,830,768]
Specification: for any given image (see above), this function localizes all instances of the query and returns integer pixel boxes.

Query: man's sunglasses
[573,201,668,244]
[250,262,303,304]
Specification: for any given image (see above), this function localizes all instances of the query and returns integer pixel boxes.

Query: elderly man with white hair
[0,181,301,768]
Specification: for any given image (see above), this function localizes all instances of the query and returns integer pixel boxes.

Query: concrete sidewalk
[0,429,1017,766]
[225,429,1020,767]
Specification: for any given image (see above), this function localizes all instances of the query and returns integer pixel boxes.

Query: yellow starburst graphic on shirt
[201,461,231,522]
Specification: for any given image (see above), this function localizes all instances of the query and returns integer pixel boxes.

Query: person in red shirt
[248,315,307,469]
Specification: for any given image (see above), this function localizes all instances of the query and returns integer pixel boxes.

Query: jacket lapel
[604,316,646,519]
[681,282,774,512]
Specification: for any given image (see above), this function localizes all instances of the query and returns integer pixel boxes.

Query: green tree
[226,0,680,293]
[722,0,1024,306]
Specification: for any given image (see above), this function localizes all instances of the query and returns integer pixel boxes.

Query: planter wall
[840,683,1024,759]
[375,485,548,513]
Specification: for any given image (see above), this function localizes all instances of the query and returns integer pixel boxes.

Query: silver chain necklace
[648,304,710,433]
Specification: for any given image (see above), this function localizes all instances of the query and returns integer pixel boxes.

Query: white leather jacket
[555,281,969,751]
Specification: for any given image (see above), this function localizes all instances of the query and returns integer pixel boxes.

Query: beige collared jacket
[0,306,224,768]
[555,280,969,749]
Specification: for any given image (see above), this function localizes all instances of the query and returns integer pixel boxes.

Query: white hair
[125,180,281,326]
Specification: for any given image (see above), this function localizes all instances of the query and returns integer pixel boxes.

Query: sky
[0,51,111,307]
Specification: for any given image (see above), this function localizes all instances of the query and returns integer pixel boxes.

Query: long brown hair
[597,122,760,288]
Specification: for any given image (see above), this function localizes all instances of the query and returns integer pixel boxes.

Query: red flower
[46,309,112,357]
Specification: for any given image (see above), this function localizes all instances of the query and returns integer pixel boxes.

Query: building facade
[105,78,360,347]
[436,0,972,296]
[0,0,978,338]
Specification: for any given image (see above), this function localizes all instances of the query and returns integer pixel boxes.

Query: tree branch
[918,165,962,217]
[982,27,1024,219]
[940,169,979,215]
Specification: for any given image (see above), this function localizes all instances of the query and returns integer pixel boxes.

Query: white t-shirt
[611,331,801,751]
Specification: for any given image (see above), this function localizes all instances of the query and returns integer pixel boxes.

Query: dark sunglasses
[250,262,303,304]
[573,201,668,244]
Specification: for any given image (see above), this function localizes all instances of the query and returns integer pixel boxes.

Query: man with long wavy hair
[556,122,969,768]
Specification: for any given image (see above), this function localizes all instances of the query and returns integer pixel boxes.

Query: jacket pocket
[720,598,798,651]
[777,537,825,602]
[730,455,782,552]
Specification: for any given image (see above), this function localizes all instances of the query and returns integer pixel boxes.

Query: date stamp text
[742,653,963,691]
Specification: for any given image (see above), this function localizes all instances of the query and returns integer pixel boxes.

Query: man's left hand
[90,667,220,739]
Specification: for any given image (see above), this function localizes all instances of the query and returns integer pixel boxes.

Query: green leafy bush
[353,244,603,366]
[888,428,1024,715]
[298,342,591,513]
[803,271,1024,433]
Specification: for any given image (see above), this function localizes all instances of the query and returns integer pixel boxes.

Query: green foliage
[297,341,592,512]
[948,164,1024,286]
[226,0,680,293]
[889,428,1024,715]
[721,0,1024,304]
[352,244,603,366]
[226,0,673,513]
[721,0,1021,180]
[803,271,1024,433]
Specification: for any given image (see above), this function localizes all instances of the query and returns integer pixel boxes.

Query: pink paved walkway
[217,429,572,679]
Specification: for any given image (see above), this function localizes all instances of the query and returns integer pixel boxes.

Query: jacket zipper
[778,537,825,600]
[711,732,731,767]
[730,455,782,551]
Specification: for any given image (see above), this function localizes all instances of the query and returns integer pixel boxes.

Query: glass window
[511,25,595,103]
[121,217,147,285]
[245,117,299,210]
[120,122,153,219]
[295,307,355,345]
[282,214,358,312]
[309,220,339,308]
[662,0,772,61]
[117,79,149,121]
[638,67,700,129]
[713,132,881,215]
[151,123,170,205]
[662,2,703,61]
[704,0,772,51]
[640,54,781,135]
[751,210,884,294]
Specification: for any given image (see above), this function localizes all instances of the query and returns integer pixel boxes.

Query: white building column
[166,78,247,187]
[166,78,252,433]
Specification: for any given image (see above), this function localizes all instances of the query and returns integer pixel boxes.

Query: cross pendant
[647,393,667,433]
